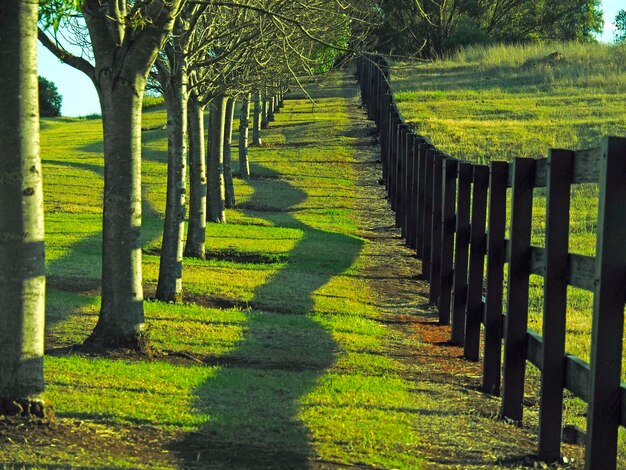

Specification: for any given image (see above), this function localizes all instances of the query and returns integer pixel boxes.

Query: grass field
[390,41,626,458]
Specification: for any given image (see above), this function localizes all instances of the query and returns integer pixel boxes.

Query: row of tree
[0,0,374,417]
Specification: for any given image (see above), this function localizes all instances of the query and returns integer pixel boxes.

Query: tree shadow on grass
[173,163,364,468]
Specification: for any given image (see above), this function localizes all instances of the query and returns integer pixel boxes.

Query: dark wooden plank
[380,96,391,182]
[393,120,403,217]
[506,147,604,187]
[585,137,626,470]
[509,246,596,293]
[389,113,399,204]
[421,150,435,281]
[451,162,473,345]
[482,161,509,394]
[397,125,407,231]
[404,133,416,247]
[533,158,548,188]
[385,110,395,192]
[529,246,545,277]
[538,149,573,461]
[568,254,595,292]
[416,143,429,258]
[565,354,590,402]
[439,158,458,325]
[464,165,489,361]
[527,331,543,370]
[507,244,544,275]
[573,147,601,184]
[501,158,535,422]
[401,126,411,239]
[407,135,423,250]
[429,153,445,306]
[505,154,592,188]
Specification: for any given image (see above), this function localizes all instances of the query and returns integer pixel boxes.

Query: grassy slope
[391,41,626,458]
[2,74,427,468]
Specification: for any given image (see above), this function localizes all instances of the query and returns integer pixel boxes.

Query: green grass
[0,73,430,468]
[391,41,626,459]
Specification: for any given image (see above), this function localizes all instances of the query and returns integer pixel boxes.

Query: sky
[39,0,624,117]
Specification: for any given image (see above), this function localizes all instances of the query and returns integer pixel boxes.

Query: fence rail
[356,55,626,469]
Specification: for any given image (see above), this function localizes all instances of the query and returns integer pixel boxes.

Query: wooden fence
[356,55,626,469]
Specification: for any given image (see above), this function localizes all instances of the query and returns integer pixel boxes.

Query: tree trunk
[268,95,275,122]
[224,97,236,209]
[206,96,227,223]
[0,0,47,417]
[252,91,262,146]
[238,93,251,179]
[87,78,147,349]
[156,60,187,302]
[184,95,207,259]
[261,90,269,129]
[278,85,285,109]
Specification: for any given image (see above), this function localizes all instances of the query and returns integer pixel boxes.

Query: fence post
[378,83,389,136]
[464,165,489,361]
[380,95,391,182]
[422,150,435,281]
[585,137,626,470]
[451,162,472,345]
[371,62,378,119]
[501,158,535,422]
[406,134,418,249]
[393,119,403,216]
[482,161,509,395]
[388,111,397,200]
[538,149,573,461]
[438,158,458,325]
[429,153,445,306]
[397,124,408,232]
[416,142,429,259]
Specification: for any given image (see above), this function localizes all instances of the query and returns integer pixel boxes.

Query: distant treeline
[371,0,604,57]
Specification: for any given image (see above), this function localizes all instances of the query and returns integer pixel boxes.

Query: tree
[615,10,626,43]
[238,93,251,179]
[39,0,184,350]
[153,15,192,303]
[0,0,48,417]
[39,76,62,117]
[223,97,236,208]
[184,90,207,259]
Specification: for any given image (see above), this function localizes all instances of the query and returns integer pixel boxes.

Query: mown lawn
[1,73,428,468]
[390,41,626,459]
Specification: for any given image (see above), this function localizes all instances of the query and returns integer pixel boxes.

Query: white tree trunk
[0,0,47,416]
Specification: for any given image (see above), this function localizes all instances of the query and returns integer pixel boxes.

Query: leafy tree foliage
[372,0,603,57]
[616,9,626,43]
[38,76,62,117]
